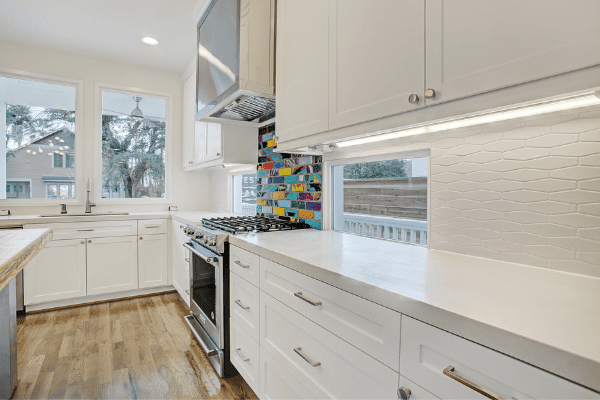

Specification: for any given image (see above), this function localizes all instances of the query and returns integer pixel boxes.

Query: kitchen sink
[38,213,130,217]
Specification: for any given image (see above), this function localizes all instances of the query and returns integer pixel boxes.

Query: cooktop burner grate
[201,216,310,234]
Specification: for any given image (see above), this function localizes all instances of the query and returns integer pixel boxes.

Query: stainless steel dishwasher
[0,226,24,312]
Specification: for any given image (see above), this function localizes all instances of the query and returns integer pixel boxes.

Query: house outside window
[2,74,77,201]
[52,152,74,168]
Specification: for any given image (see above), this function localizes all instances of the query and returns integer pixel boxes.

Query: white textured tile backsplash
[429,111,600,277]
[327,108,600,278]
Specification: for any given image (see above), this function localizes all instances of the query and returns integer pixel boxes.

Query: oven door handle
[183,243,219,264]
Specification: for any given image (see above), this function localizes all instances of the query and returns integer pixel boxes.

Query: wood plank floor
[12,293,258,400]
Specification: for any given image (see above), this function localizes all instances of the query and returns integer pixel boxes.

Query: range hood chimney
[195,0,276,124]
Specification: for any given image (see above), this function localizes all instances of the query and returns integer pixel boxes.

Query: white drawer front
[399,375,440,400]
[24,220,137,240]
[230,318,260,395]
[401,316,599,399]
[230,272,260,341]
[260,291,398,400]
[137,218,168,235]
[230,245,260,287]
[260,257,401,371]
[260,347,315,400]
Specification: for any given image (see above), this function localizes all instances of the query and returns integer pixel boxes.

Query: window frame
[231,172,258,215]
[94,83,173,205]
[323,149,430,246]
[0,68,83,206]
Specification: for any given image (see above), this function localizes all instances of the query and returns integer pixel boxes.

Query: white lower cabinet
[230,317,260,395]
[172,221,190,306]
[260,347,315,400]
[260,257,401,371]
[399,376,439,400]
[24,239,87,305]
[138,234,168,288]
[231,272,260,342]
[87,236,138,296]
[259,291,398,400]
[400,316,599,399]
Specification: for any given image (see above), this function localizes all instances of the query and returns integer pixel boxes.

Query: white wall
[0,40,210,214]
[326,107,600,278]
[209,165,257,212]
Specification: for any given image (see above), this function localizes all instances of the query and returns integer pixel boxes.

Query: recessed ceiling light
[141,37,159,46]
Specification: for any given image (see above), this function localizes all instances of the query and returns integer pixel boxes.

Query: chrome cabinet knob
[425,88,436,99]
[398,387,411,400]
[408,94,419,104]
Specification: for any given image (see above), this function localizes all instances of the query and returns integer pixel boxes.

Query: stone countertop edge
[0,228,52,292]
[0,210,240,226]
[229,233,600,394]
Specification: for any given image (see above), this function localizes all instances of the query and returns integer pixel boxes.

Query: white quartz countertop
[230,229,600,393]
[0,210,238,226]
[0,228,52,291]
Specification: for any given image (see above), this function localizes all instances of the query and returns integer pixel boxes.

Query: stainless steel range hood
[195,0,275,124]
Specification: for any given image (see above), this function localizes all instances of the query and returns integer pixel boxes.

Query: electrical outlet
[0,209,11,216]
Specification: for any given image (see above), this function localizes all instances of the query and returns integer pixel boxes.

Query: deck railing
[341,213,427,245]
[241,204,257,216]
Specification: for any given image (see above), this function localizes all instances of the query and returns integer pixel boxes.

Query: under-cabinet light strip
[334,92,600,148]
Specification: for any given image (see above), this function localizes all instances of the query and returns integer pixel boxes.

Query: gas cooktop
[201,216,310,234]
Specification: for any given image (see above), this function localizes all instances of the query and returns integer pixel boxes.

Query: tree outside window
[101,91,167,199]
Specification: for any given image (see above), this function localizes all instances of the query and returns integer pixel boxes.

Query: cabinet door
[260,347,315,400]
[24,239,86,305]
[87,236,138,295]
[276,0,329,144]
[426,0,600,105]
[329,0,425,130]
[205,122,222,161]
[183,71,196,168]
[138,234,168,289]
[172,221,190,306]
[193,121,207,165]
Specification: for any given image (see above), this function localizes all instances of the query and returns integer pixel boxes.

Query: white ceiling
[0,0,208,72]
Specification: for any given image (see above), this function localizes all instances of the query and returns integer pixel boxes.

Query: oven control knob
[194,232,204,239]
[203,237,209,245]
[184,227,192,235]
[208,237,216,246]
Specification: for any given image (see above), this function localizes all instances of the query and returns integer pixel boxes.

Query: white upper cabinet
[205,122,222,162]
[276,0,329,143]
[183,71,196,168]
[425,0,600,105]
[328,0,425,130]
[275,0,600,148]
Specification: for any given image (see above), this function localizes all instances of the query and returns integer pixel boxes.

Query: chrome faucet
[85,178,96,213]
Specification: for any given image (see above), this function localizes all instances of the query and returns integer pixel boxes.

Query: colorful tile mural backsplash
[257,123,323,229]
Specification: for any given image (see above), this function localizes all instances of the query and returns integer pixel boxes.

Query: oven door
[184,241,223,348]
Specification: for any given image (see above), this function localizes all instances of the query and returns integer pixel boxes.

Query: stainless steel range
[183,216,309,377]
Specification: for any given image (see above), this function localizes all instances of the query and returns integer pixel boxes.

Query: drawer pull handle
[185,258,190,263]
[145,225,161,228]
[77,229,94,231]
[443,366,517,400]
[235,261,250,269]
[294,292,322,307]
[185,290,190,295]
[234,300,249,310]
[294,347,321,367]
[235,348,250,362]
